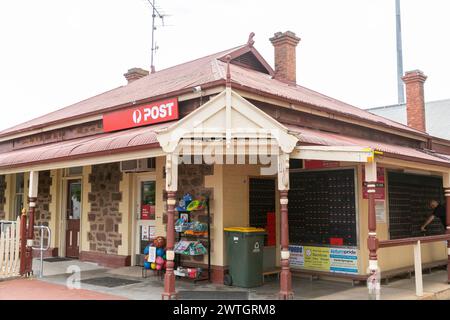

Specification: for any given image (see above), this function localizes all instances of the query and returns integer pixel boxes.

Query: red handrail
[379,234,450,248]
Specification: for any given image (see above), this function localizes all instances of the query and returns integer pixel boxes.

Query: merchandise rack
[175,197,211,282]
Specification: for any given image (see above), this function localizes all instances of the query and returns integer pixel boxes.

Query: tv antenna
[146,0,170,73]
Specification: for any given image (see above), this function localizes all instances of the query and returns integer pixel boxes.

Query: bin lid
[224,227,266,233]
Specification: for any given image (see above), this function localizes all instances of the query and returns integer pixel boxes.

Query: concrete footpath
[0,259,447,300]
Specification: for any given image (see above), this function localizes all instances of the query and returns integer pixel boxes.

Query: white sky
[0,0,449,131]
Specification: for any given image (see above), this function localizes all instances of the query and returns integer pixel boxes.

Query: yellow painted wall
[221,164,280,267]
[49,169,61,249]
[155,157,167,237]
[81,166,92,252]
[118,172,133,256]
[205,164,224,266]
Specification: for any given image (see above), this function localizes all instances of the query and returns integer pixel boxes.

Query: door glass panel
[67,180,82,220]
[14,173,24,218]
[140,181,156,220]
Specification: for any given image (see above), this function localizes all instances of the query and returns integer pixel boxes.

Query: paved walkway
[0,278,125,300]
[1,259,448,300]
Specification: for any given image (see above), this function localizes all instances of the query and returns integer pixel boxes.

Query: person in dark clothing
[421,200,447,232]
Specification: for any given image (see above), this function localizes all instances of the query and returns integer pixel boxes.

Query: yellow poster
[303,246,331,271]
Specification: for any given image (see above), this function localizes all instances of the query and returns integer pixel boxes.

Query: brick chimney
[402,70,427,132]
[124,68,149,84]
[269,31,301,84]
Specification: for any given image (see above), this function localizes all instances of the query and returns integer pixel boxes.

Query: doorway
[65,179,81,258]
[134,175,157,266]
[249,178,277,272]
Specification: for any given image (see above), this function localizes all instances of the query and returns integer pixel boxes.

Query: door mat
[43,257,74,263]
[178,291,249,300]
[81,277,141,288]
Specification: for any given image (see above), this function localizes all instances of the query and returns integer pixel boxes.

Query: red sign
[141,205,156,220]
[103,98,179,132]
[363,167,385,200]
[304,160,340,170]
[330,238,344,246]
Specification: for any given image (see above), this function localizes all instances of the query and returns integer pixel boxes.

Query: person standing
[421,200,447,232]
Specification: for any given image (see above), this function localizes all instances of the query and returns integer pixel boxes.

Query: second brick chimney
[270,31,301,84]
[402,70,428,132]
[124,68,149,84]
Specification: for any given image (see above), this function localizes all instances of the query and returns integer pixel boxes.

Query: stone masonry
[33,171,52,246]
[0,175,6,220]
[87,163,123,255]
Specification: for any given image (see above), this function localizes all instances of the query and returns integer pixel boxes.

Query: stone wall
[34,171,52,246]
[176,164,214,264]
[87,163,123,255]
[0,175,6,220]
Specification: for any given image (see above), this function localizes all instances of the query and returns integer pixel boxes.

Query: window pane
[141,181,155,205]
[15,194,23,218]
[16,173,24,193]
[68,167,83,176]
[68,181,82,219]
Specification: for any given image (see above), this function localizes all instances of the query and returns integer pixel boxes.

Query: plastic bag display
[174,240,207,256]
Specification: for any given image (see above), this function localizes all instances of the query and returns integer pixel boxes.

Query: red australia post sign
[103,98,179,132]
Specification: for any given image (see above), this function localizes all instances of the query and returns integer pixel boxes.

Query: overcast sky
[0,0,449,131]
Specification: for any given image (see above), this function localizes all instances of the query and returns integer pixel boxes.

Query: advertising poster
[288,245,304,267]
[329,248,358,274]
[141,225,149,240]
[289,245,359,275]
[304,246,331,272]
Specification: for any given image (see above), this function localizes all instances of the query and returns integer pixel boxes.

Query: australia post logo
[103,98,179,132]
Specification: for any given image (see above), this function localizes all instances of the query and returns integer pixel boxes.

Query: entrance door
[135,177,156,266]
[66,180,81,258]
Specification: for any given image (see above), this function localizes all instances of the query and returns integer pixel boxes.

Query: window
[66,167,83,176]
[14,173,24,218]
[388,172,444,239]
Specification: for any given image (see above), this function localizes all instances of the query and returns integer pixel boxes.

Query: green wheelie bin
[224,227,266,288]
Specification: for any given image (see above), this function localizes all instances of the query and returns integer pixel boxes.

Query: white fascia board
[291,146,373,163]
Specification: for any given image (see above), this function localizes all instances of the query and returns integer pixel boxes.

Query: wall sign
[304,160,340,170]
[363,167,385,200]
[289,245,358,275]
[103,98,179,132]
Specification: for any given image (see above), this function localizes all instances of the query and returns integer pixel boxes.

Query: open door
[66,180,81,258]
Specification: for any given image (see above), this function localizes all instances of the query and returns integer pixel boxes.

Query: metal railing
[379,234,450,297]
[0,220,16,234]
[32,225,51,278]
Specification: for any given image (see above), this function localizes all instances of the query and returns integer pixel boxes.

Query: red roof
[0,124,167,169]
[289,125,450,166]
[0,42,426,139]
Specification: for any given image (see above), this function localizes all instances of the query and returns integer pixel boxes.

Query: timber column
[365,162,380,299]
[162,154,178,300]
[444,173,450,284]
[278,152,293,300]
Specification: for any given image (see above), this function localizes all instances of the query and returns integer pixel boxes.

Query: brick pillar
[279,190,293,299]
[445,187,450,284]
[402,70,427,132]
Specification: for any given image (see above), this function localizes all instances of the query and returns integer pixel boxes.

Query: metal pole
[150,0,156,72]
[395,0,405,104]
[39,227,44,278]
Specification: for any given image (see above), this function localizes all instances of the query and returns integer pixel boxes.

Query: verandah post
[444,172,450,284]
[365,161,380,299]
[278,152,293,300]
[162,153,178,300]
